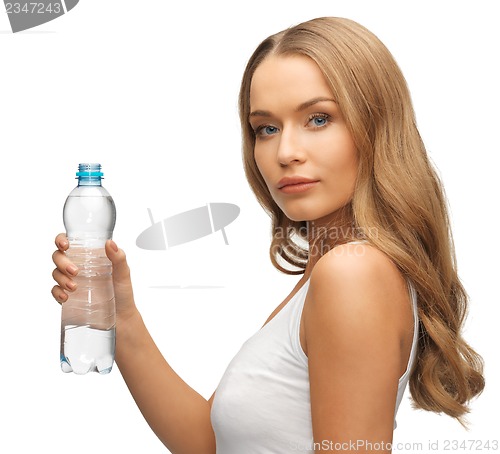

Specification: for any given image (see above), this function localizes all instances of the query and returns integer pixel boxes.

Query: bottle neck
[78,177,102,186]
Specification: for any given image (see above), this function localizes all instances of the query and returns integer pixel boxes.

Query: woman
[51,17,484,453]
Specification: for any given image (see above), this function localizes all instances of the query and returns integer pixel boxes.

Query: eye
[308,113,331,128]
[254,124,279,137]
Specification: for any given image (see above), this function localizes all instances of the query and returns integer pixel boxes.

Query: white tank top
[211,241,419,453]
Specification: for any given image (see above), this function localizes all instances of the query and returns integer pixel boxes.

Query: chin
[279,200,351,225]
[280,204,328,223]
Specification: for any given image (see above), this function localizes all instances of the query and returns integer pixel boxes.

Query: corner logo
[4,1,79,33]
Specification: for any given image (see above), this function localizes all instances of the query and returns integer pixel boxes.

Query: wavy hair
[239,17,484,424]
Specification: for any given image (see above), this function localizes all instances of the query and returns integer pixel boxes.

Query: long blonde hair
[239,17,484,424]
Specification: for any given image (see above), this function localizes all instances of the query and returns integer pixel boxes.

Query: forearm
[115,311,216,454]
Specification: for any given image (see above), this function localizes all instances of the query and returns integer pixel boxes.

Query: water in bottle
[60,163,117,375]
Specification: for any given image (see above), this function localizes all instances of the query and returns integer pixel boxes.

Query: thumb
[105,240,136,312]
[105,240,130,282]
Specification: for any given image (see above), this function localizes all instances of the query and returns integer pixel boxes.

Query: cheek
[318,138,358,185]
[254,147,273,184]
[339,153,359,194]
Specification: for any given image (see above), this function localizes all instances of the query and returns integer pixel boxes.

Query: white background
[1,1,498,452]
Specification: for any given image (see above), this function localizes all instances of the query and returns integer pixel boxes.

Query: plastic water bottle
[60,163,117,375]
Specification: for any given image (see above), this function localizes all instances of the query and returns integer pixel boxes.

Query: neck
[303,203,357,277]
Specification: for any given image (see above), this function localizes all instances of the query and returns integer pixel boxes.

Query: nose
[276,126,306,167]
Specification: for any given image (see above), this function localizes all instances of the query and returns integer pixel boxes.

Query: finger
[52,285,68,304]
[52,249,78,277]
[105,240,135,307]
[52,268,77,291]
[105,240,131,284]
[55,233,69,252]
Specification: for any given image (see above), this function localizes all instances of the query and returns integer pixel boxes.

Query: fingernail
[67,265,78,276]
[109,240,118,253]
[67,281,76,290]
[59,240,68,249]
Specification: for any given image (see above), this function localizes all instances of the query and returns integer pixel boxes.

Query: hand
[51,233,77,304]
[51,233,139,324]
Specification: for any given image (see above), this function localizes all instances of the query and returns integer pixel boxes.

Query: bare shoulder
[303,242,412,356]
[308,242,409,310]
[311,242,403,288]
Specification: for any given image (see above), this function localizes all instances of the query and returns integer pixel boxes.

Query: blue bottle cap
[76,163,104,178]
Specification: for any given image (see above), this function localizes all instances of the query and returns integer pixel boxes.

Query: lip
[277,176,319,194]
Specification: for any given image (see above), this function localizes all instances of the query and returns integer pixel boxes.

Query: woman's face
[249,55,358,226]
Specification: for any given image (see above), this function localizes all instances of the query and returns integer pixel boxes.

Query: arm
[52,235,216,454]
[303,243,414,453]
[116,312,216,454]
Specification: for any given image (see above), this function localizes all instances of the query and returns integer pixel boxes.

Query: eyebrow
[249,96,336,118]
